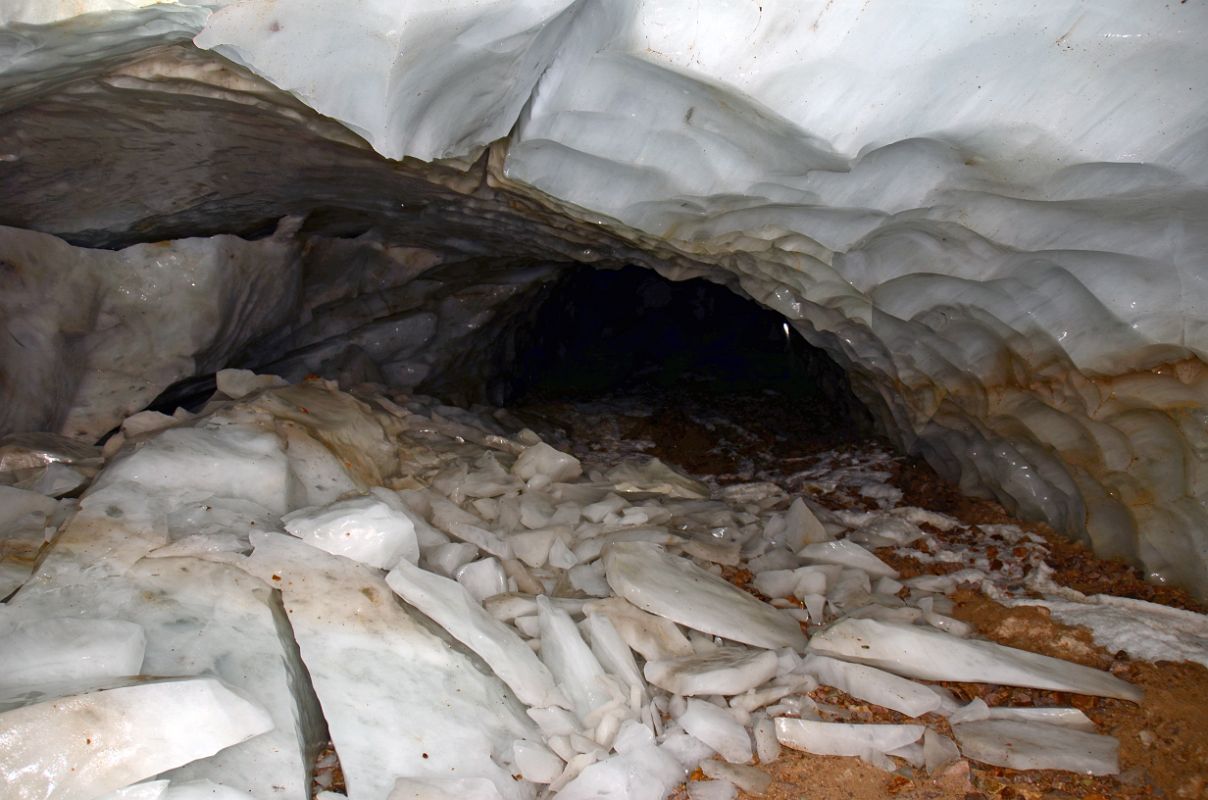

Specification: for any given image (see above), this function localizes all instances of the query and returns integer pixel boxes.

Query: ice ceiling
[1,1,1207,596]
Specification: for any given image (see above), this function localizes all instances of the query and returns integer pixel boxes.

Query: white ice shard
[797,540,898,579]
[807,618,1142,701]
[678,699,753,764]
[951,719,1119,775]
[584,597,695,660]
[512,442,582,486]
[283,494,420,569]
[774,718,924,762]
[247,533,535,800]
[0,617,145,690]
[536,595,614,724]
[800,654,943,718]
[555,721,685,800]
[0,677,273,800]
[698,759,772,796]
[605,459,709,499]
[513,739,565,785]
[644,648,780,697]
[385,558,559,709]
[603,542,806,650]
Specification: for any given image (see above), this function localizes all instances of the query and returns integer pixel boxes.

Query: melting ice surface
[3,373,1198,799]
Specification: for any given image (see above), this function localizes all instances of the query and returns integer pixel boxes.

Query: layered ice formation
[3,374,1185,799]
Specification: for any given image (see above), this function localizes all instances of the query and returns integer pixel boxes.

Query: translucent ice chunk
[644,648,779,697]
[951,719,1119,775]
[0,677,272,800]
[605,459,709,499]
[679,699,753,764]
[513,739,564,784]
[283,495,420,569]
[775,718,923,762]
[585,597,694,660]
[797,540,898,578]
[923,729,961,774]
[604,542,806,650]
[808,618,1142,701]
[0,617,145,691]
[456,558,508,603]
[537,596,613,723]
[699,759,773,795]
[783,498,830,550]
[801,654,943,717]
[512,443,582,486]
[687,779,736,800]
[386,558,558,708]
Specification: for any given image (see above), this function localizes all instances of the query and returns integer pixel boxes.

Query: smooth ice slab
[800,654,943,717]
[775,718,924,760]
[385,558,559,708]
[797,540,898,578]
[603,542,805,650]
[952,719,1119,775]
[512,443,582,485]
[0,617,145,690]
[283,494,420,569]
[644,648,779,697]
[536,595,612,724]
[678,699,753,764]
[248,533,535,800]
[807,618,1142,701]
[0,677,272,800]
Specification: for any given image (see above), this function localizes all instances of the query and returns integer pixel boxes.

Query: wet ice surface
[2,375,1203,799]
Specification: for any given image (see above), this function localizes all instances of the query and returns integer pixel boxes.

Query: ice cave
[2,2,1207,799]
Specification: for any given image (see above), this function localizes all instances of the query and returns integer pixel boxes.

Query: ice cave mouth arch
[1,1,1206,603]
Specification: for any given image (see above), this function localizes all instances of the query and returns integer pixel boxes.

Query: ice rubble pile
[0,374,1149,800]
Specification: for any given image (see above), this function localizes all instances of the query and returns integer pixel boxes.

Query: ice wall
[2,1,1207,594]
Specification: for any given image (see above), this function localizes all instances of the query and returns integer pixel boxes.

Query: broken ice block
[283,495,420,569]
[774,718,923,762]
[797,540,898,578]
[808,618,1142,701]
[386,558,559,708]
[678,699,753,764]
[250,534,535,800]
[800,654,943,717]
[585,597,695,660]
[0,677,272,800]
[537,596,614,723]
[604,542,806,650]
[644,648,779,697]
[605,459,709,499]
[699,759,772,796]
[512,443,582,486]
[0,617,145,691]
[952,719,1119,775]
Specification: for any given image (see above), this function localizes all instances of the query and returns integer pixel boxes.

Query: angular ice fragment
[507,528,557,569]
[985,706,1096,731]
[537,596,613,723]
[512,443,582,486]
[783,498,830,550]
[679,699,753,764]
[797,540,898,578]
[801,654,943,717]
[752,716,780,764]
[644,648,779,697]
[456,557,508,602]
[0,617,145,691]
[283,495,420,569]
[423,542,478,577]
[751,570,798,599]
[923,729,961,775]
[215,369,287,400]
[251,535,535,800]
[775,718,923,762]
[0,677,272,800]
[585,613,646,694]
[699,759,772,795]
[603,542,806,650]
[585,597,694,660]
[951,719,1119,775]
[513,740,564,784]
[686,779,736,800]
[386,559,558,708]
[555,735,684,800]
[605,459,709,499]
[807,618,1143,701]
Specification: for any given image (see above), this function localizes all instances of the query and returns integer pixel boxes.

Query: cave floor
[510,384,1208,800]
